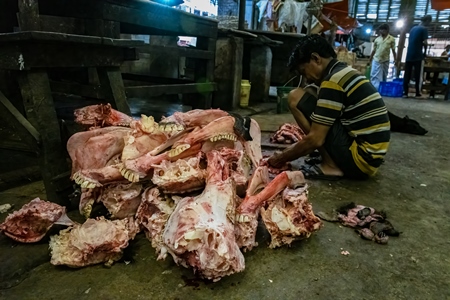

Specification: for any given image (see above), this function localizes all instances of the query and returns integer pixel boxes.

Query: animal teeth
[81,181,89,188]
[87,182,97,189]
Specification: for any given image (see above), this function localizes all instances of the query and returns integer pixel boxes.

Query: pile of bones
[0,104,322,281]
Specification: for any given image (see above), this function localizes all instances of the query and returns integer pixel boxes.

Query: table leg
[18,70,71,204]
[97,67,131,115]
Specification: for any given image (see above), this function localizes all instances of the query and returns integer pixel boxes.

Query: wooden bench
[0,31,143,203]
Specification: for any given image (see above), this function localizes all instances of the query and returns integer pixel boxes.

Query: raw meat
[121,115,169,161]
[0,198,74,243]
[159,150,245,281]
[236,171,322,248]
[97,183,143,219]
[317,203,401,245]
[260,184,322,248]
[49,217,138,268]
[160,109,229,129]
[270,123,305,144]
[67,127,131,176]
[135,187,176,255]
[234,165,270,251]
[151,153,206,194]
[74,103,133,129]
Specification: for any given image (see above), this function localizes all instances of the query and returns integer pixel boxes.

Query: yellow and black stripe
[310,59,390,176]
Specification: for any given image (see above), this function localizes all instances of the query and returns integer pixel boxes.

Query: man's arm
[268,122,331,167]
[391,38,397,63]
[422,28,429,57]
[369,41,377,63]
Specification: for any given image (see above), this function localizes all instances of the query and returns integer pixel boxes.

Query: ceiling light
[396,20,404,28]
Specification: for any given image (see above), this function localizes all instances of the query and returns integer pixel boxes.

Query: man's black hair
[421,15,432,23]
[378,23,389,31]
[287,34,337,72]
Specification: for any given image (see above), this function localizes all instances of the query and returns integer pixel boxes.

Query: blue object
[406,25,428,62]
[378,81,403,97]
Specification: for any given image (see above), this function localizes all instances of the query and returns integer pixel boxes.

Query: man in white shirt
[369,24,397,90]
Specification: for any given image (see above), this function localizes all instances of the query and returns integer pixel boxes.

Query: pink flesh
[0,198,67,243]
[74,104,133,128]
[124,143,202,177]
[243,119,263,167]
[161,150,245,281]
[67,127,130,176]
[174,116,235,147]
[238,171,305,215]
[161,109,228,127]
[76,165,125,186]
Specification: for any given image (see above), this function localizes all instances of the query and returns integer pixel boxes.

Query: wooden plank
[138,45,214,60]
[0,138,36,153]
[0,31,144,47]
[122,73,194,85]
[17,70,70,204]
[0,43,136,70]
[0,90,40,153]
[38,0,218,37]
[191,37,216,108]
[17,0,40,30]
[38,15,86,35]
[98,67,132,115]
[50,81,105,99]
[102,1,218,38]
[0,166,41,192]
[125,83,217,98]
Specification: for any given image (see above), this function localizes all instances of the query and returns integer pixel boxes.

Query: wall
[218,0,238,16]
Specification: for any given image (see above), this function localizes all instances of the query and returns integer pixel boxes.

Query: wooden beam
[17,0,40,30]
[122,73,194,84]
[50,81,105,99]
[0,90,40,153]
[138,45,214,60]
[17,70,70,204]
[39,0,218,38]
[98,67,132,115]
[0,44,138,70]
[125,83,217,98]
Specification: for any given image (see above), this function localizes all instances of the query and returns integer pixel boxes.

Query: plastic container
[276,87,293,114]
[378,81,403,97]
[240,80,251,108]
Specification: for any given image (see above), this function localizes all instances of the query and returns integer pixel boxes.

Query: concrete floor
[1,97,449,300]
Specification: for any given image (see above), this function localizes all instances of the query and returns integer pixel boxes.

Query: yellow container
[240,79,251,108]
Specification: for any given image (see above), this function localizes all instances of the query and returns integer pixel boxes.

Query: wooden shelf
[125,83,217,98]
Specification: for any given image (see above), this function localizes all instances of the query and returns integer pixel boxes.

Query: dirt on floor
[0,97,449,300]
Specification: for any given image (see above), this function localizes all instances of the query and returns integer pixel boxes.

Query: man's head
[445,45,450,51]
[287,35,337,85]
[421,15,432,26]
[378,24,389,37]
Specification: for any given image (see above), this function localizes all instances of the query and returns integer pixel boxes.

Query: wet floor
[0,97,449,300]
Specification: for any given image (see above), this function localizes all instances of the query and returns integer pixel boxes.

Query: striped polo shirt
[311,59,391,176]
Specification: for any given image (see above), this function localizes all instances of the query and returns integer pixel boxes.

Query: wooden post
[17,0,41,30]
[396,0,417,76]
[17,70,71,204]
[97,67,132,115]
[192,37,216,109]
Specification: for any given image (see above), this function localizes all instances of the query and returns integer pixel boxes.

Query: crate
[378,81,403,97]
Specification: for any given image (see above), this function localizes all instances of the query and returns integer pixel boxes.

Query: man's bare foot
[300,164,343,181]
[318,162,344,177]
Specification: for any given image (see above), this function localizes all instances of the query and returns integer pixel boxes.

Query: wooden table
[400,61,450,100]
[0,31,143,203]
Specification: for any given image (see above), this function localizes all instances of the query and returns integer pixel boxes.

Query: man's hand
[267,151,286,169]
